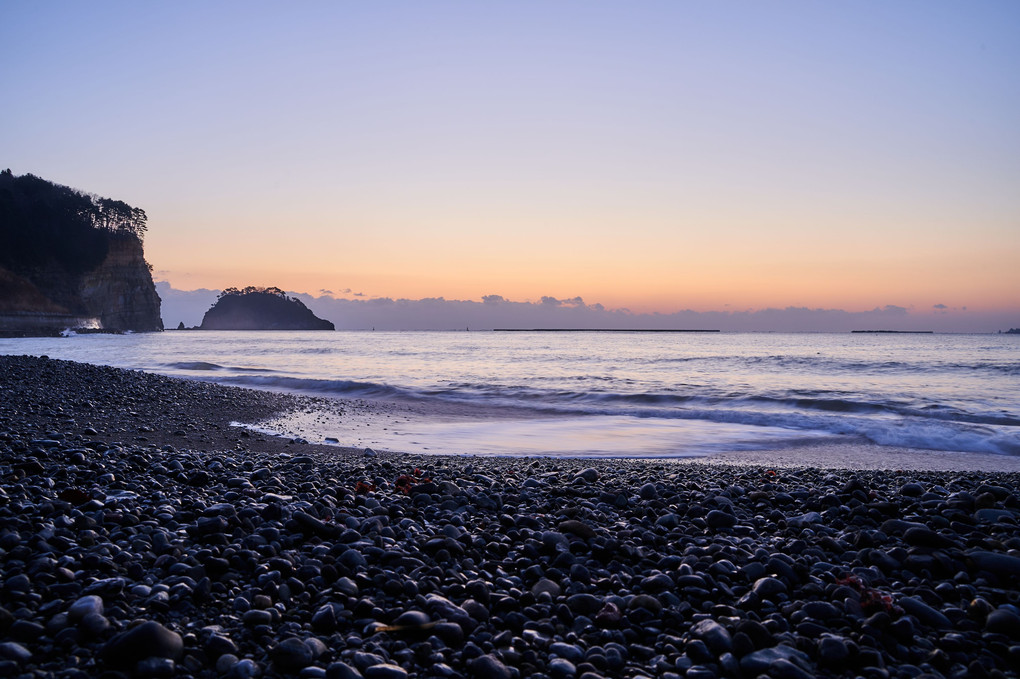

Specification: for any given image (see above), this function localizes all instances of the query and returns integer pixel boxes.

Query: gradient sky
[3,2,1018,324]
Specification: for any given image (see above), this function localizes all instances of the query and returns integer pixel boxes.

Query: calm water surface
[2,331,1017,458]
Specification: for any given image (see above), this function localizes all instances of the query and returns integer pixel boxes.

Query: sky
[3,2,1019,331]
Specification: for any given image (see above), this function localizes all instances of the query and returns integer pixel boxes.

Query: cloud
[154,281,218,328]
[320,289,334,296]
[933,303,948,309]
[879,305,908,314]
[155,282,1015,333]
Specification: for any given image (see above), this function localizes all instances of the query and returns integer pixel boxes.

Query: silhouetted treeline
[218,286,289,300]
[0,169,147,275]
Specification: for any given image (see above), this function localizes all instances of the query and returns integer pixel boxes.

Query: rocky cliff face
[0,236,162,335]
[78,237,163,332]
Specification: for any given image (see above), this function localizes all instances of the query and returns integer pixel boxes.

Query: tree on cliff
[0,171,149,275]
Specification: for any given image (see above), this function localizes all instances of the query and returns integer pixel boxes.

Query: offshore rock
[199,287,334,330]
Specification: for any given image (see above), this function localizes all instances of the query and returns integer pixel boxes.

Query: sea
[2,331,1018,465]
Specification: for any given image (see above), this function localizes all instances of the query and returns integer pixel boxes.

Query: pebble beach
[2,355,1019,679]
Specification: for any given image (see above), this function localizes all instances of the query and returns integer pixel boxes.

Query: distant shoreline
[850,330,934,334]
[494,328,721,333]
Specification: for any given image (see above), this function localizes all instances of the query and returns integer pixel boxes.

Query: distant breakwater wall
[0,311,99,336]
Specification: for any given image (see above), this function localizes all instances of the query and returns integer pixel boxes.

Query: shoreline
[2,355,1020,678]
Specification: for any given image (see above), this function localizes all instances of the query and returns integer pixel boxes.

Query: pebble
[468,654,512,679]
[67,595,104,620]
[103,621,183,666]
[363,665,408,679]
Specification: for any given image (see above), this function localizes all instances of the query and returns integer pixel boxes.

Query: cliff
[199,287,334,330]
[78,237,163,331]
[0,170,162,334]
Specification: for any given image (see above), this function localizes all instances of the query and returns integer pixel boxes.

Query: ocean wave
[198,368,1020,457]
[166,361,277,374]
[167,361,223,371]
[211,374,409,399]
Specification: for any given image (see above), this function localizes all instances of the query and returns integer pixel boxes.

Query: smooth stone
[468,654,512,679]
[243,609,273,626]
[639,483,658,500]
[206,634,238,657]
[787,512,822,528]
[802,601,840,620]
[80,612,111,636]
[903,527,958,549]
[900,482,924,497]
[691,619,733,654]
[364,665,408,679]
[558,520,596,540]
[550,642,585,664]
[103,621,183,666]
[628,594,663,615]
[217,654,240,674]
[574,469,599,483]
[326,661,364,679]
[567,594,603,616]
[752,577,788,599]
[705,510,736,529]
[986,609,1020,637]
[968,551,1020,578]
[68,595,104,620]
[640,573,673,593]
[272,637,314,671]
[229,658,262,679]
[975,508,1015,524]
[769,658,814,679]
[136,657,176,678]
[817,636,849,664]
[532,578,562,598]
[0,642,31,662]
[899,597,952,630]
[548,657,577,678]
[739,645,811,675]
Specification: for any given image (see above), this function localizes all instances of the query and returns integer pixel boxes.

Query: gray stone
[705,510,736,529]
[532,578,562,598]
[691,619,733,654]
[548,657,577,678]
[968,550,1020,579]
[327,662,364,679]
[0,642,31,662]
[752,577,788,599]
[549,642,584,664]
[273,637,314,671]
[364,665,408,679]
[103,621,183,667]
[739,645,811,675]
[985,609,1020,637]
[567,593,604,616]
[469,654,512,679]
[899,596,952,630]
[68,594,104,620]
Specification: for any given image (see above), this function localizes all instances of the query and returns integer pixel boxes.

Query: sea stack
[199,286,334,330]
